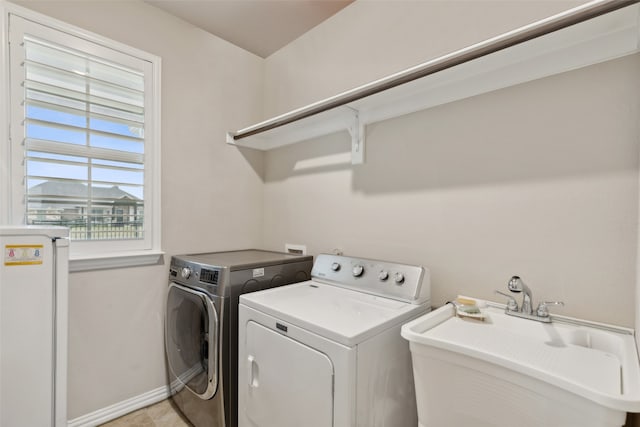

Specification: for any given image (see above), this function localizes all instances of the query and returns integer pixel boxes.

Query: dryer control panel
[311,254,430,305]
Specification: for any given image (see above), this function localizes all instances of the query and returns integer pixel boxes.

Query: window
[5,11,161,267]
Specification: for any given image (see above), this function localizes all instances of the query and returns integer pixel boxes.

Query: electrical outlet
[285,243,307,255]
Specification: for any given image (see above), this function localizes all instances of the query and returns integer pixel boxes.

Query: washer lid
[240,280,428,347]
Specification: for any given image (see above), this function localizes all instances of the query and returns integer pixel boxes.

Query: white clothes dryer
[238,254,430,427]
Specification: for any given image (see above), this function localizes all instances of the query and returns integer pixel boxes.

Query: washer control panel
[311,254,429,305]
[169,258,223,295]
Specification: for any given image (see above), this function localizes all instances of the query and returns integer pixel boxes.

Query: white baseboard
[67,385,170,427]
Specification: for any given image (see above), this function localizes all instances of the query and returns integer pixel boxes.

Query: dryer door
[166,283,219,400]
[243,321,334,427]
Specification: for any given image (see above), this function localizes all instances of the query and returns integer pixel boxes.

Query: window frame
[0,1,162,271]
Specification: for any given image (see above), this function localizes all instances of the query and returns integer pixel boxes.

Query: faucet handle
[495,290,519,312]
[536,301,565,318]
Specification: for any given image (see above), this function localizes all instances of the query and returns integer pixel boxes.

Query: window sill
[69,250,165,272]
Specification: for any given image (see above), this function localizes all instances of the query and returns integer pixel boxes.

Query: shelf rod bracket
[346,108,365,165]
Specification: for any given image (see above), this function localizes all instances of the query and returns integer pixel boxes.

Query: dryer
[238,254,430,427]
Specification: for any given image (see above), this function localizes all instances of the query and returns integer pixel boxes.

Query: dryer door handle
[248,355,259,388]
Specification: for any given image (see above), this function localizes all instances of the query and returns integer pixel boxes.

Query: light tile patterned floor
[99,399,191,427]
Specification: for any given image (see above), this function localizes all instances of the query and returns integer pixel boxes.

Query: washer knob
[181,267,192,279]
[331,262,341,272]
[378,270,389,281]
[394,272,405,284]
[352,265,364,277]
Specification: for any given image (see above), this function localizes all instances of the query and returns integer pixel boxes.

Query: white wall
[14,0,264,419]
[261,0,640,327]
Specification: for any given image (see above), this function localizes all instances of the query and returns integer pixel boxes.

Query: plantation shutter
[13,25,148,242]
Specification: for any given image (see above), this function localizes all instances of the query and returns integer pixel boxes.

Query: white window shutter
[8,14,160,256]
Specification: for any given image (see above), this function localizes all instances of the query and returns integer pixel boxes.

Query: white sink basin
[401,303,640,427]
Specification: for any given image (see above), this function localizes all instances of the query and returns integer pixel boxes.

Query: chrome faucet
[495,275,564,323]
[507,276,532,314]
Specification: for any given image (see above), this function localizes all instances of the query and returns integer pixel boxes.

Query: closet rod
[232,0,638,141]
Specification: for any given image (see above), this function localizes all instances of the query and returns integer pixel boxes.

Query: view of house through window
[10,19,152,243]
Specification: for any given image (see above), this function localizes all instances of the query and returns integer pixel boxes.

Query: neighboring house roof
[29,181,140,201]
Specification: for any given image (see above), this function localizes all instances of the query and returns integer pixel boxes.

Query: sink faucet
[507,276,532,314]
[495,275,564,323]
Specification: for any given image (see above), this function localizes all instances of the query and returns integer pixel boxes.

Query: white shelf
[227,1,640,164]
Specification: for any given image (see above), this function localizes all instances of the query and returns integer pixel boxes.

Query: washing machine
[237,253,430,427]
[165,249,313,427]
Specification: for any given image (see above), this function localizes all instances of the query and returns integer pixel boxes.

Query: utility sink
[401,302,640,427]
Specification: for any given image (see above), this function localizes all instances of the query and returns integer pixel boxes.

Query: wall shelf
[226,0,640,165]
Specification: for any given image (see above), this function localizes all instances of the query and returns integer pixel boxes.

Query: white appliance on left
[0,226,69,427]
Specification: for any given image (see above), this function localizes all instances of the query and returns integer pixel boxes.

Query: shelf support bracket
[225,132,237,145]
[346,108,365,165]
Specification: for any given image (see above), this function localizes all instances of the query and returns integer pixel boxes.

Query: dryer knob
[378,270,389,281]
[181,267,192,279]
[394,272,405,284]
[331,262,341,272]
[352,265,364,277]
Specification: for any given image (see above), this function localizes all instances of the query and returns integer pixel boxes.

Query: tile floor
[99,399,191,427]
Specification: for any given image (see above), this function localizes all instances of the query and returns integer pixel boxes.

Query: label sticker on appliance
[4,244,44,266]
[252,268,265,278]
